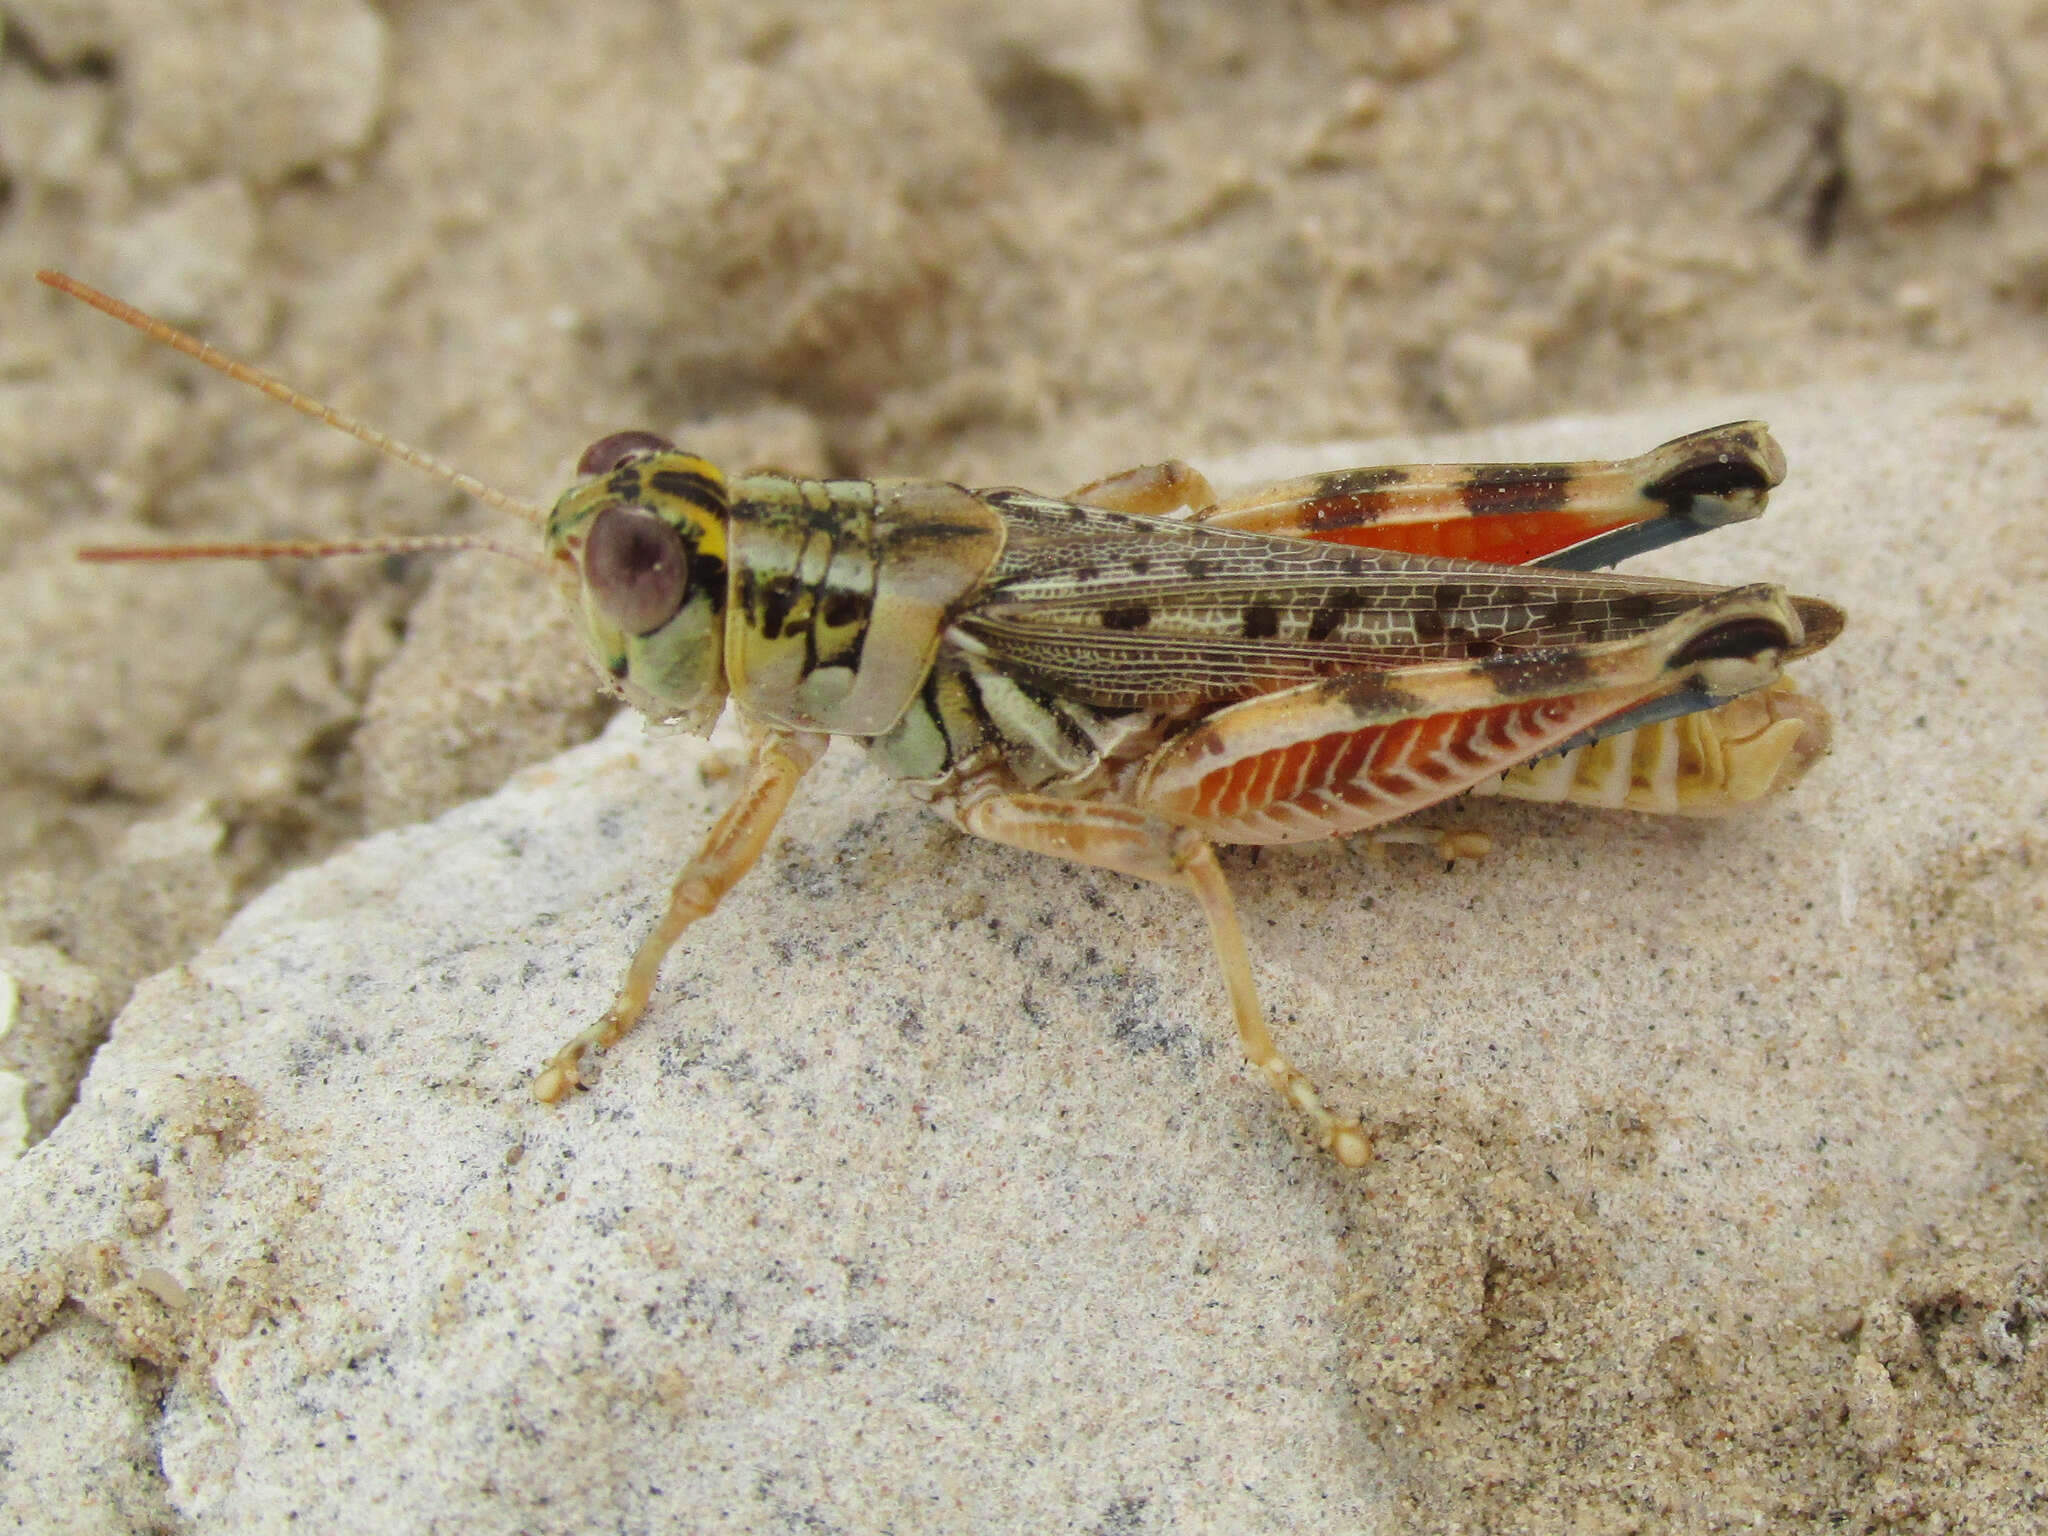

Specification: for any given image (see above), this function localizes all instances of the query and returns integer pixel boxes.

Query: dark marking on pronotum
[1461,463,1572,516]
[884,517,999,551]
[1241,604,1280,640]
[821,586,870,629]
[757,574,800,639]
[1101,602,1152,631]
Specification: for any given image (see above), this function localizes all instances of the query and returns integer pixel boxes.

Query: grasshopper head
[40,271,729,736]
[546,432,732,732]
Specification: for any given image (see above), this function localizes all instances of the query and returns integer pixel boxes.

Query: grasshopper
[40,270,1842,1168]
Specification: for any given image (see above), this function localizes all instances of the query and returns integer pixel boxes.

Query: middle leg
[953,790,1373,1167]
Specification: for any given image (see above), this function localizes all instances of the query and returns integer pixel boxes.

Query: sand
[1,3,2044,1531]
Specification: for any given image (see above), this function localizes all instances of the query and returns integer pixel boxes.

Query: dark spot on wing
[1307,607,1343,641]
[1242,604,1280,640]
[1101,602,1152,631]
[1434,583,1467,610]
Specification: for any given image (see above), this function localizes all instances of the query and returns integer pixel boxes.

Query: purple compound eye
[585,504,687,635]
[578,431,675,477]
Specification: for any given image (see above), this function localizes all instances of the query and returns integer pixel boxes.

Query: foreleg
[533,725,828,1102]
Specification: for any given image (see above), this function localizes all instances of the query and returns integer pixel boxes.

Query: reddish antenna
[37,269,548,565]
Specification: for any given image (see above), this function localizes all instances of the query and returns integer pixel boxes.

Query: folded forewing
[953,488,1800,713]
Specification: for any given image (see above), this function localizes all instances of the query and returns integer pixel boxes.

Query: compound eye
[585,504,688,635]
[578,430,675,477]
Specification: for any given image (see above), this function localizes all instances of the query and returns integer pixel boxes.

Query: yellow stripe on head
[547,439,733,732]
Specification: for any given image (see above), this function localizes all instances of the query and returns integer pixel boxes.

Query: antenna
[37,269,550,565]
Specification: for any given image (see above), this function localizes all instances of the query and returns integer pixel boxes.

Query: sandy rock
[2,384,2043,1532]
[0,1314,176,1534]
[0,943,111,1156]
[98,176,261,339]
[354,555,613,832]
[118,0,389,186]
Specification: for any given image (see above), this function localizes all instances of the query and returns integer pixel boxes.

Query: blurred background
[7,0,2043,972]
